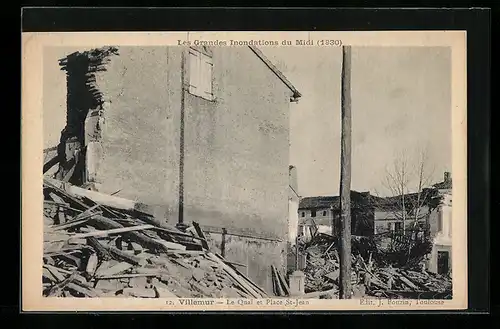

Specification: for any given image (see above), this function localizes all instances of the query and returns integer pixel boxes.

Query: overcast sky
[44,46,451,197]
[261,46,451,197]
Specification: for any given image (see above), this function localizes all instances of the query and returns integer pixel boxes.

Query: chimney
[444,172,451,184]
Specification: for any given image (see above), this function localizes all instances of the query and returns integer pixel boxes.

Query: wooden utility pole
[338,45,352,299]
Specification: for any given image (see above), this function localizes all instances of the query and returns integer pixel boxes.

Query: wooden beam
[43,154,61,174]
[44,177,137,211]
[47,224,156,242]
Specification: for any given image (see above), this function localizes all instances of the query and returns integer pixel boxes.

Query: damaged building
[44,45,301,294]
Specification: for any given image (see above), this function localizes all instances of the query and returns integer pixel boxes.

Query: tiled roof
[298,191,372,210]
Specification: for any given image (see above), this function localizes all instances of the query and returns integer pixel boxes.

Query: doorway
[437,250,450,275]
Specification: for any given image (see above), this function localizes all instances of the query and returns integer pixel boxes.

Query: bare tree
[375,147,436,237]
[373,147,444,267]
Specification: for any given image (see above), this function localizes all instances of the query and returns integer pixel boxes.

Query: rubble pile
[300,233,452,299]
[43,177,268,298]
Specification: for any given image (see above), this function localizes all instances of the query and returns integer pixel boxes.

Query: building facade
[49,45,301,293]
[296,191,375,240]
[427,172,453,275]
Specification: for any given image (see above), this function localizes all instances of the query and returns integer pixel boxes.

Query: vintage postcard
[21,31,467,311]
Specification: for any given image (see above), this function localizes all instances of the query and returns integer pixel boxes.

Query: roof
[298,188,443,212]
[433,180,452,190]
[248,46,302,101]
[298,191,372,210]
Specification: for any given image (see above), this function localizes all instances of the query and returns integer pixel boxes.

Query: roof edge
[248,46,302,101]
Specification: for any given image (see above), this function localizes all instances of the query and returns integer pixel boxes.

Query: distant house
[46,45,301,293]
[427,172,453,275]
[296,173,452,275]
[372,191,439,236]
[297,191,375,239]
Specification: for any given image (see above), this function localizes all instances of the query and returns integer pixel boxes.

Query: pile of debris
[300,233,452,299]
[271,265,290,297]
[43,177,268,298]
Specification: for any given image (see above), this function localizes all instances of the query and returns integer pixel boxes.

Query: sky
[260,46,451,197]
[44,46,451,198]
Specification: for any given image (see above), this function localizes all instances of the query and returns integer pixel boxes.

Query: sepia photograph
[22,31,467,311]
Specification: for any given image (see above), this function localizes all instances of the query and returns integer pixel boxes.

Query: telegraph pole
[339,45,352,299]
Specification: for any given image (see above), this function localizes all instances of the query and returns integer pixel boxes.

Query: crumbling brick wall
[55,47,119,187]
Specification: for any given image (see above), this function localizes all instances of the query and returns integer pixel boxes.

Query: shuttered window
[188,48,213,100]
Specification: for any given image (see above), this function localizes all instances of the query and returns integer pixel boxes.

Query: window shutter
[189,51,200,90]
[201,53,213,96]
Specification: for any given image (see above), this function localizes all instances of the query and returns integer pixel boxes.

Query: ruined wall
[181,46,292,241]
[92,46,182,221]
[204,231,286,295]
[66,46,292,284]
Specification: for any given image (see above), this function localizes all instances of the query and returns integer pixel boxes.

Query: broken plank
[97,272,163,280]
[66,282,99,297]
[224,260,247,268]
[45,177,137,212]
[301,288,338,299]
[51,224,156,242]
[153,285,178,298]
[62,158,77,183]
[271,265,285,296]
[89,215,170,253]
[206,252,262,298]
[95,261,133,277]
[43,154,61,174]
[394,273,419,291]
[43,179,91,211]
[49,192,68,225]
[49,192,69,206]
[215,253,267,297]
[122,287,156,298]
[51,206,103,231]
[43,267,59,283]
[398,271,430,291]
[44,265,67,282]
[103,244,148,266]
[276,266,290,296]
[87,236,113,260]
[153,239,187,251]
[85,252,99,277]
[45,271,78,297]
[192,222,210,250]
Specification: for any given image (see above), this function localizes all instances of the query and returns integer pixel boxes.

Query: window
[188,48,213,100]
[311,210,316,217]
[437,251,450,275]
[394,222,403,232]
[322,211,327,216]
[301,212,305,218]
[438,210,443,233]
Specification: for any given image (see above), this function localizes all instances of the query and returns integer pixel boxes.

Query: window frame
[187,47,214,101]
[394,222,403,232]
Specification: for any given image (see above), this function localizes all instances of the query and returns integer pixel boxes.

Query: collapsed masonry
[48,47,119,188]
[43,177,268,298]
[294,232,452,299]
